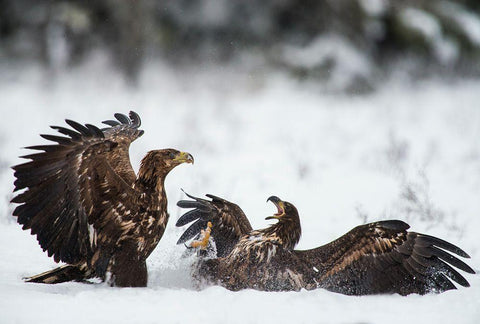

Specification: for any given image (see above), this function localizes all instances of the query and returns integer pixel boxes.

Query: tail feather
[25,264,90,284]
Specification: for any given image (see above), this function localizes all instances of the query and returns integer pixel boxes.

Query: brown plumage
[12,111,193,287]
[176,193,475,295]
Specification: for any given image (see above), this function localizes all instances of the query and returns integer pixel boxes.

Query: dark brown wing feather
[11,111,143,264]
[176,193,252,257]
[101,111,144,184]
[294,220,474,295]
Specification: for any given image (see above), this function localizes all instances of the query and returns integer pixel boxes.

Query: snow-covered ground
[0,59,479,323]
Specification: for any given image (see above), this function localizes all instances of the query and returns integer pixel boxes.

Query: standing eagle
[176,193,474,295]
[12,111,193,287]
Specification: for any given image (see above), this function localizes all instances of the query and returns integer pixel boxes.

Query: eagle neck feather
[262,217,301,250]
[136,162,170,194]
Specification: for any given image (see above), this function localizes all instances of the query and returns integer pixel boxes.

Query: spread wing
[294,220,475,295]
[176,193,252,257]
[11,111,144,264]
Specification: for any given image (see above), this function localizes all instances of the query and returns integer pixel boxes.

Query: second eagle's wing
[176,193,252,257]
[294,220,474,295]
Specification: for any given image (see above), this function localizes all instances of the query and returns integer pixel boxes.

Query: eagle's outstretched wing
[294,220,475,295]
[12,111,144,265]
[176,193,252,257]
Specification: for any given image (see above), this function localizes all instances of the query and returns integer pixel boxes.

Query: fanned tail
[25,264,90,284]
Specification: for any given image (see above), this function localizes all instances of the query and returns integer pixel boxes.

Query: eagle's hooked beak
[174,152,194,164]
[266,196,285,220]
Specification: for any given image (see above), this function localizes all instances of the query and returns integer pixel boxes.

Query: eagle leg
[190,222,212,250]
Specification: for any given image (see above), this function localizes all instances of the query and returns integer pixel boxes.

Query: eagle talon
[190,221,212,250]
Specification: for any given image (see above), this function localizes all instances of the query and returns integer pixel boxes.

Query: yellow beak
[174,152,194,164]
[266,196,285,220]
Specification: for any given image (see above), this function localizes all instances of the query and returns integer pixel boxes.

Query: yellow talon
[190,221,212,250]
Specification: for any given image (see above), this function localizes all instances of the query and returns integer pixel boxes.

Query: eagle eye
[169,152,176,159]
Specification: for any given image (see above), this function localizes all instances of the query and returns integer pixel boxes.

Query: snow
[0,60,479,323]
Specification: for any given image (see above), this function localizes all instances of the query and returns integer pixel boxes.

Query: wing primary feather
[181,190,210,203]
[102,120,121,127]
[206,194,233,204]
[177,200,211,211]
[40,134,72,145]
[432,273,457,292]
[416,234,471,258]
[50,126,82,141]
[129,111,141,127]
[65,119,91,136]
[176,219,208,244]
[85,124,105,138]
[438,261,471,287]
[176,209,207,227]
[23,145,61,152]
[18,151,62,161]
[430,246,475,274]
[114,113,130,124]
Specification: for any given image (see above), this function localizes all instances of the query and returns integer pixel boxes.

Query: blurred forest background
[1,0,480,92]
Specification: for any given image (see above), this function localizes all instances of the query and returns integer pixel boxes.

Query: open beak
[265,196,285,220]
[174,151,194,164]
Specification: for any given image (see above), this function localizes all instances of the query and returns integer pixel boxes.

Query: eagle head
[265,196,297,221]
[138,149,194,187]
[151,149,194,168]
[264,196,301,249]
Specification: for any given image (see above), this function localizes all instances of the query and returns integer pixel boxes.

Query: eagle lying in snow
[12,111,193,287]
[176,193,475,295]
